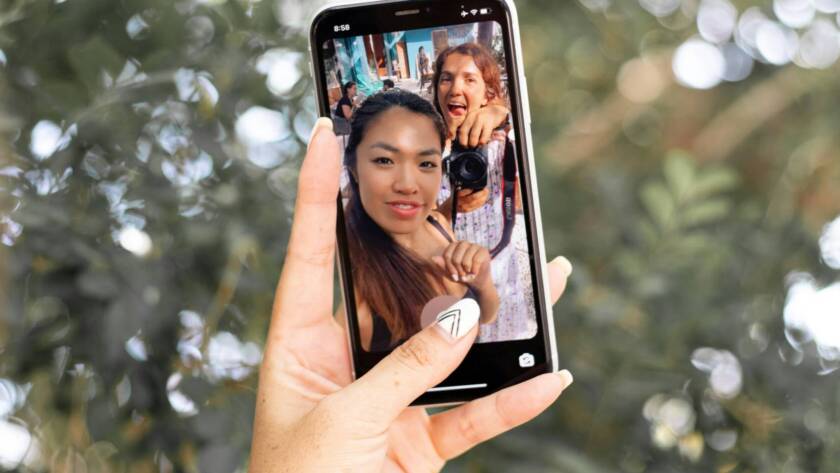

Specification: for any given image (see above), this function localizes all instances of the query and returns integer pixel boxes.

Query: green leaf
[680,198,732,227]
[641,181,675,231]
[688,167,740,200]
[663,151,695,202]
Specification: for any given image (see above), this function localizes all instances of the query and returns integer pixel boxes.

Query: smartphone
[308,0,556,405]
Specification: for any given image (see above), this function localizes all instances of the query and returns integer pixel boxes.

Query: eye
[419,160,438,169]
[372,157,393,165]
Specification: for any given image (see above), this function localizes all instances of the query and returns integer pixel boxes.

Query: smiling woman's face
[436,53,489,131]
[354,107,443,237]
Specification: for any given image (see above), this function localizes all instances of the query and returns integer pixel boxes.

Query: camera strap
[448,138,516,259]
[490,138,516,258]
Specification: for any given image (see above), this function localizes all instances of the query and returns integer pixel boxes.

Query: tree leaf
[663,150,695,202]
[641,181,675,231]
[688,167,740,200]
[681,198,732,227]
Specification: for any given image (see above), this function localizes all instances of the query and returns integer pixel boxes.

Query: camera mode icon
[518,352,535,368]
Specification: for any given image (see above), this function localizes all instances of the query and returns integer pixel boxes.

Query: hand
[432,240,491,288]
[432,240,500,325]
[248,117,574,472]
[454,103,509,148]
[455,187,490,212]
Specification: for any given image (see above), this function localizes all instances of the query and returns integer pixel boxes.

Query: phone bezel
[308,0,557,405]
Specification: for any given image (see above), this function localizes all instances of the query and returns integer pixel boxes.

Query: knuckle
[394,336,435,370]
[493,392,518,431]
[456,409,484,446]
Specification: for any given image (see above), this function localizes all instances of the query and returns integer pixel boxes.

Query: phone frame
[308,0,557,405]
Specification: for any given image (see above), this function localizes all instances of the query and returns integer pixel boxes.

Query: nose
[449,77,465,96]
[392,164,418,194]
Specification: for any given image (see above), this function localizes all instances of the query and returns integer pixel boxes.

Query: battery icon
[480,7,491,14]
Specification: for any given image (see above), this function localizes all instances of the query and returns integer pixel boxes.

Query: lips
[386,200,423,218]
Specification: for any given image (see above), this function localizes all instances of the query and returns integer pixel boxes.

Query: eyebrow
[369,141,441,157]
[441,70,478,78]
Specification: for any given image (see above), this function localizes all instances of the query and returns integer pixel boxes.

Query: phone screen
[311,1,553,403]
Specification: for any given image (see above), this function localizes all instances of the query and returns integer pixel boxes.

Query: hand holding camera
[453,103,510,148]
[456,187,490,212]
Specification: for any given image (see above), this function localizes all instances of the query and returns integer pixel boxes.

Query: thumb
[431,255,446,271]
[337,298,480,426]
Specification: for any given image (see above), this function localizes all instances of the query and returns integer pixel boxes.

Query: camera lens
[461,156,483,180]
[447,143,488,190]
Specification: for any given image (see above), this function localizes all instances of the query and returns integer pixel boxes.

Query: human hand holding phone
[248,118,574,472]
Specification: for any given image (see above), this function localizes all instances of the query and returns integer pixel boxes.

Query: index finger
[458,111,479,147]
[272,117,342,332]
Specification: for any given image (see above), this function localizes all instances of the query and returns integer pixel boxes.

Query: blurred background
[1,0,839,471]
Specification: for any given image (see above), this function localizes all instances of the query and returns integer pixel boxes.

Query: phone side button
[521,75,532,125]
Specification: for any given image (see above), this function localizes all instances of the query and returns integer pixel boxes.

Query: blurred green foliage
[1,0,839,472]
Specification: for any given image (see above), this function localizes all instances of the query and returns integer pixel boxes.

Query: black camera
[444,142,488,191]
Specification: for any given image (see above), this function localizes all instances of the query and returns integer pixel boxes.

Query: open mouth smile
[446,101,467,116]
[386,200,423,218]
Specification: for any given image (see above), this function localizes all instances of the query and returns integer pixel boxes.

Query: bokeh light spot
[819,215,840,269]
[640,0,682,18]
[672,38,725,89]
[774,0,815,29]
[117,226,152,257]
[618,57,665,103]
[256,49,303,97]
[756,21,798,65]
[795,19,840,69]
[697,0,738,44]
[784,273,840,361]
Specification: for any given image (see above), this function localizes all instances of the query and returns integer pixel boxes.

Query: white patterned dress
[438,139,537,342]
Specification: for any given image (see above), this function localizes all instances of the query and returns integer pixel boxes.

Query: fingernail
[435,298,480,342]
[556,369,574,388]
[451,273,459,282]
[464,274,475,281]
[552,256,573,277]
[309,117,333,142]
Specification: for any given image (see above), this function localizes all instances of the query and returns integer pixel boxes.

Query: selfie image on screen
[322,21,537,351]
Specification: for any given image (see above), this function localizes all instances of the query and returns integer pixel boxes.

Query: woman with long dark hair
[336,80,357,120]
[343,89,499,351]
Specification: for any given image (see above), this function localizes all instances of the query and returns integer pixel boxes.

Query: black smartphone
[308,0,557,405]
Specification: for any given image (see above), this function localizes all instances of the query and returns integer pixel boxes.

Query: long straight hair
[344,90,447,343]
